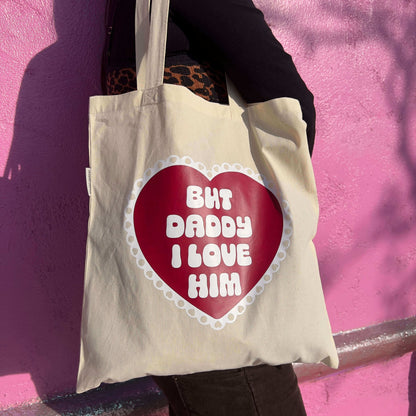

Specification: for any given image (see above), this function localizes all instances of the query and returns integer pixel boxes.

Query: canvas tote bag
[77,0,338,393]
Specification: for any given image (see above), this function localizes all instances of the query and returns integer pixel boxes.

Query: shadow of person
[0,0,108,405]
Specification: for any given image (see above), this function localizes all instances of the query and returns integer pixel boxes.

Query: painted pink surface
[256,0,416,333]
[300,353,415,416]
[1,0,415,412]
[0,0,105,408]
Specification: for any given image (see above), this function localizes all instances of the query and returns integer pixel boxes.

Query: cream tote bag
[77,0,338,393]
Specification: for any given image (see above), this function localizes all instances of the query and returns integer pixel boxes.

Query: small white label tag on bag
[85,168,91,196]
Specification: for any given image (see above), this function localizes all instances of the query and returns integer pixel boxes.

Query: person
[103,0,313,414]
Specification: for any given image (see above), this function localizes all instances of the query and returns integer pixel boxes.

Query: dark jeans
[152,364,306,416]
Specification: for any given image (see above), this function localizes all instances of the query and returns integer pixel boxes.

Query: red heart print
[132,162,284,323]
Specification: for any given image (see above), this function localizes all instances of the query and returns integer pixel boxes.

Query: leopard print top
[105,60,228,104]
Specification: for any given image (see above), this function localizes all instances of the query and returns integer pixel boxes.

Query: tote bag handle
[135,0,168,90]
[134,0,245,112]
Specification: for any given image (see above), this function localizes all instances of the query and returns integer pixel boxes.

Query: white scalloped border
[124,155,292,330]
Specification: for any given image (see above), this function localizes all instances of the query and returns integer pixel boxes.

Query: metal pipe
[295,316,416,382]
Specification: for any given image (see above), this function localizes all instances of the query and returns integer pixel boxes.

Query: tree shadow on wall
[0,0,158,411]
[265,0,416,407]
[268,0,416,315]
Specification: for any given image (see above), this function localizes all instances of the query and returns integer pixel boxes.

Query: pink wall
[1,0,104,407]
[1,0,415,413]
[300,353,415,416]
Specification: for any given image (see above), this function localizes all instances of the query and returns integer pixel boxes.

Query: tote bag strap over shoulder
[134,0,244,113]
[135,0,169,90]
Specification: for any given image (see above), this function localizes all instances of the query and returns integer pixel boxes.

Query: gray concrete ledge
[3,316,416,416]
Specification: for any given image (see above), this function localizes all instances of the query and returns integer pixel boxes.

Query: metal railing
[4,316,416,415]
